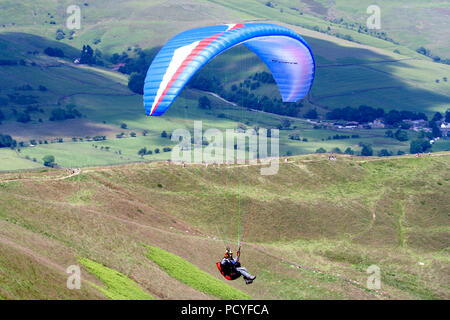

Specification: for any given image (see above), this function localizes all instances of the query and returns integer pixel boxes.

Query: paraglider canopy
[144,23,315,116]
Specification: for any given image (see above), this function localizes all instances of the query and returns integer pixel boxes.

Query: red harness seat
[216,262,241,280]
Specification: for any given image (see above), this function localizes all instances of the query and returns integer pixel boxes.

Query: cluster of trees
[138,147,171,157]
[288,134,308,142]
[189,71,303,117]
[384,110,428,125]
[198,96,211,110]
[0,59,19,66]
[416,47,450,65]
[316,143,374,156]
[385,129,408,141]
[326,105,430,126]
[16,112,31,123]
[326,105,384,123]
[79,45,96,65]
[410,139,432,154]
[128,73,145,94]
[44,47,65,58]
[7,93,38,105]
[49,105,82,121]
[251,71,276,84]
[111,48,160,94]
[310,20,395,45]
[326,134,360,140]
[0,133,17,148]
[55,29,66,41]
[304,109,318,119]
[43,155,56,167]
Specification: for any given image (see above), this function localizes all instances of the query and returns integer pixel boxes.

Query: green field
[78,257,155,300]
[0,1,449,171]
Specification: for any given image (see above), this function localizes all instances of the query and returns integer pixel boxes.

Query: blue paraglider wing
[144,23,315,116]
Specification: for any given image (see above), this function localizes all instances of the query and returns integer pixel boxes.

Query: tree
[55,29,65,41]
[385,110,402,125]
[394,129,408,141]
[161,131,168,138]
[49,106,81,121]
[120,123,127,129]
[315,147,326,153]
[79,45,96,65]
[399,121,411,130]
[281,119,291,129]
[378,149,392,157]
[128,73,145,94]
[198,96,211,110]
[130,132,136,137]
[361,144,373,156]
[431,123,442,138]
[42,155,55,167]
[410,139,431,154]
[154,148,160,154]
[432,112,443,122]
[0,134,17,148]
[49,108,67,121]
[445,109,450,122]
[44,47,64,58]
[16,112,31,123]
[331,147,342,154]
[385,130,394,138]
[344,147,354,155]
[304,109,318,119]
[138,147,147,158]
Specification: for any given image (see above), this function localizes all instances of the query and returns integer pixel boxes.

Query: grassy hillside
[144,245,251,300]
[78,257,155,300]
[0,153,448,299]
[1,0,449,114]
[3,32,443,170]
[1,32,448,171]
[0,1,448,170]
[293,0,450,60]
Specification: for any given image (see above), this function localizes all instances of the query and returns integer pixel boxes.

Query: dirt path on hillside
[351,194,382,241]
[0,235,65,273]
[0,168,82,183]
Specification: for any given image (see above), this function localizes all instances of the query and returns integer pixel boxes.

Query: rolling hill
[0,153,448,299]
[0,22,449,171]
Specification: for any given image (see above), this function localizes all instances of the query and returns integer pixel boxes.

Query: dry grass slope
[0,152,448,299]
